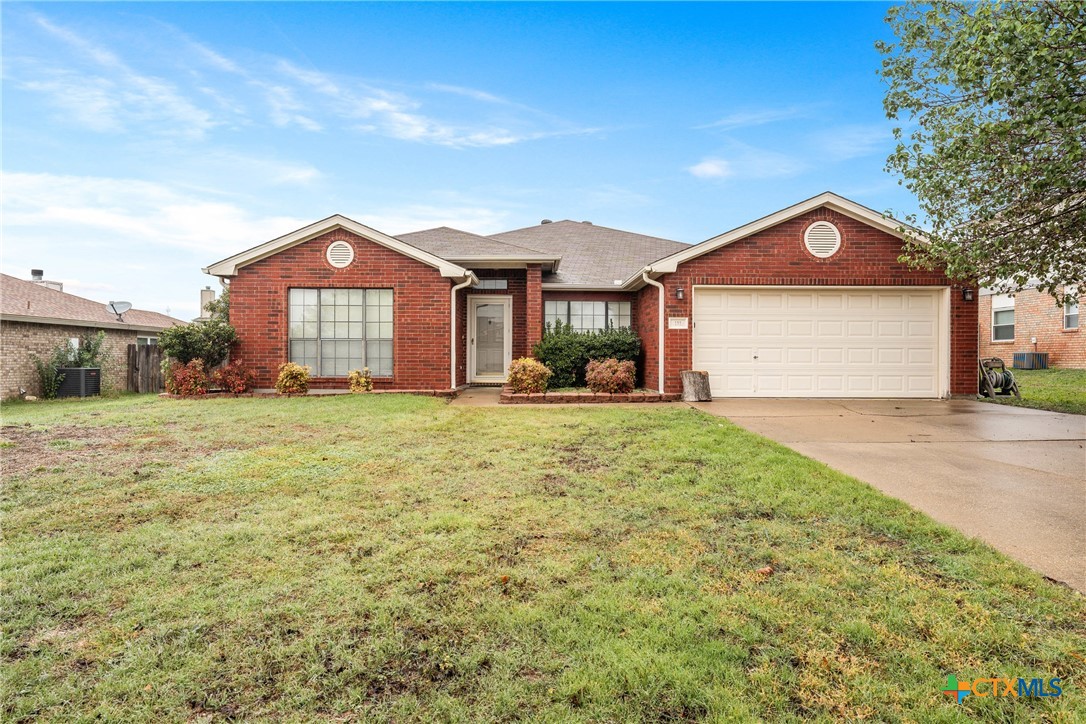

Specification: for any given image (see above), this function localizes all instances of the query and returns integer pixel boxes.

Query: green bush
[532,324,641,388]
[29,330,107,398]
[506,357,552,393]
[165,359,210,397]
[158,319,237,368]
[585,358,636,394]
[275,362,311,395]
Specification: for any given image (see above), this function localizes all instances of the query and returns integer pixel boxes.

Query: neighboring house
[204,192,979,398]
[978,286,1083,368]
[0,273,184,398]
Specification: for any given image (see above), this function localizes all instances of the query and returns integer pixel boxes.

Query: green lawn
[983,368,1086,416]
[2,395,1083,721]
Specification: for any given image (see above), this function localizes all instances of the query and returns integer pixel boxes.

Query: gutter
[641,270,665,393]
[450,272,479,388]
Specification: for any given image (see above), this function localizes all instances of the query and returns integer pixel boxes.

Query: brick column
[526,264,543,353]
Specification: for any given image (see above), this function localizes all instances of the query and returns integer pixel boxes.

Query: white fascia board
[644,192,927,275]
[0,314,175,333]
[541,282,633,291]
[448,255,561,272]
[204,214,469,278]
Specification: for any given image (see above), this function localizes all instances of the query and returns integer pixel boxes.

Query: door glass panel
[475,303,505,375]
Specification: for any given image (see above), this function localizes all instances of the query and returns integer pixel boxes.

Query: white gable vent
[804,222,841,258]
[326,240,355,268]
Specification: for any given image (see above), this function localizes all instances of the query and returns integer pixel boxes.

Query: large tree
[878,1,1086,300]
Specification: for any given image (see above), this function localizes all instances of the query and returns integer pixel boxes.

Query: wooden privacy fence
[126,344,165,393]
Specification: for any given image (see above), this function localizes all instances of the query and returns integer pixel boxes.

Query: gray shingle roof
[396,227,546,259]
[489,220,688,286]
[0,274,184,331]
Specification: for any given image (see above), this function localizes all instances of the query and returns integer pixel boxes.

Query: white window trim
[1065,290,1079,330]
[991,294,1015,342]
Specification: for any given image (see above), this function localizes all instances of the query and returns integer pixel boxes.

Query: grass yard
[982,368,1086,416]
[2,395,1084,722]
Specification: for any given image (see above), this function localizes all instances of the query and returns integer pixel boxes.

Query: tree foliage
[878,1,1086,300]
[158,319,237,367]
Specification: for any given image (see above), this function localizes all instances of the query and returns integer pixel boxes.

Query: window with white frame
[288,288,393,377]
[991,293,1015,341]
[544,300,632,331]
[136,336,158,347]
[1065,288,1079,330]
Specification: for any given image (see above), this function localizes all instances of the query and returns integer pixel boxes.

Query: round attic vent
[804,222,841,258]
[326,240,355,268]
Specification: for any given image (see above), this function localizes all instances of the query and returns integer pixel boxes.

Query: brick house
[205,192,979,398]
[978,286,1083,368]
[0,274,183,398]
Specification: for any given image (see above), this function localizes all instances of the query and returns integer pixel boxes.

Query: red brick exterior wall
[978,288,1084,368]
[634,285,661,391]
[526,265,543,351]
[229,228,453,390]
[653,208,978,395]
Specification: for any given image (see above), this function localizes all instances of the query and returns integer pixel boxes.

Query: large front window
[545,300,631,331]
[288,288,393,377]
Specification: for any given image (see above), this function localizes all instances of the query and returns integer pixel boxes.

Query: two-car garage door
[692,288,945,398]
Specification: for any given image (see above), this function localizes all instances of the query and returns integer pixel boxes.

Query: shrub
[158,319,237,368]
[586,358,636,394]
[212,360,256,393]
[31,354,64,399]
[165,359,210,397]
[275,362,311,395]
[532,324,641,388]
[348,368,374,393]
[507,357,552,393]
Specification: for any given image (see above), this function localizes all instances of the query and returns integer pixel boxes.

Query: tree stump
[680,370,712,402]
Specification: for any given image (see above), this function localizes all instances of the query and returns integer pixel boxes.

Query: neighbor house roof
[488,220,687,287]
[0,274,183,332]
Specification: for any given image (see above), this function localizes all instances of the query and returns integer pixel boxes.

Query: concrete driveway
[690,398,1086,592]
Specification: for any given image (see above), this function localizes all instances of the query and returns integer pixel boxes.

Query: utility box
[56,368,101,398]
[1012,352,1048,370]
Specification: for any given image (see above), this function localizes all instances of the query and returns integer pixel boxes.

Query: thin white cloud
[687,144,807,182]
[427,83,508,105]
[812,124,893,161]
[687,158,733,179]
[697,105,811,131]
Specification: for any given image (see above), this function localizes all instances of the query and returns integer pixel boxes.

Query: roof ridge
[490,219,683,245]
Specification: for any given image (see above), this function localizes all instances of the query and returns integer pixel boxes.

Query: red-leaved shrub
[585,358,635,394]
[506,357,552,393]
[212,361,256,393]
[166,359,210,397]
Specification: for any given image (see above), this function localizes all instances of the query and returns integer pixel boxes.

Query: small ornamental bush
[533,324,641,388]
[212,361,256,393]
[585,358,636,394]
[275,362,311,395]
[507,357,552,393]
[165,360,210,397]
[348,368,374,393]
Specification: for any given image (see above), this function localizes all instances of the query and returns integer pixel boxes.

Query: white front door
[469,295,513,382]
[692,287,947,398]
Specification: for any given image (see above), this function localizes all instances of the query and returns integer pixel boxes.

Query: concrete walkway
[690,398,1086,592]
[449,386,503,407]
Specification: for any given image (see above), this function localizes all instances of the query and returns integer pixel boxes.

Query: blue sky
[2,1,913,320]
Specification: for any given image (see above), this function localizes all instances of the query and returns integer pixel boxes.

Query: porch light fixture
[961,288,975,302]
[676,285,685,300]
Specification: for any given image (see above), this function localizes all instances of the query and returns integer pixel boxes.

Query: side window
[992,294,1015,341]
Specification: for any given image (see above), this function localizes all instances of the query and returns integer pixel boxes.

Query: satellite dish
[107,301,132,318]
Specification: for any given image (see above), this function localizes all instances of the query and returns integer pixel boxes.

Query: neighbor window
[544,300,631,331]
[288,288,393,377]
[1065,288,1079,330]
[992,293,1015,341]
[136,336,158,347]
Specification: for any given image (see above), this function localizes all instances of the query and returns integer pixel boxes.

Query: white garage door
[692,288,944,398]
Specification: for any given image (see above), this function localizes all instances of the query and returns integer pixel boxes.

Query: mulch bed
[500,387,681,404]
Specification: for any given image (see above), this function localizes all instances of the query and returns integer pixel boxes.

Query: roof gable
[204,215,471,278]
[642,192,922,278]
[396,227,561,270]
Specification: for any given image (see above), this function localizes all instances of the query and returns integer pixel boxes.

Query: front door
[469,296,513,382]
